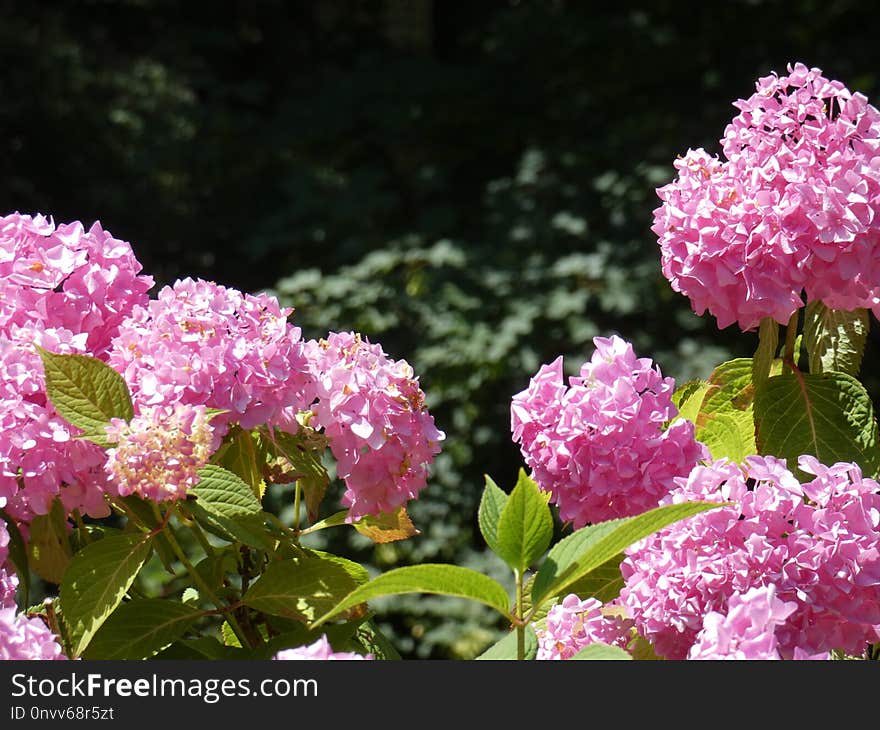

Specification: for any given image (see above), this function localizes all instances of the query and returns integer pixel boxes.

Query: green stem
[293,481,302,533]
[515,569,525,661]
[71,509,91,545]
[176,504,216,557]
[784,309,800,372]
[160,515,253,649]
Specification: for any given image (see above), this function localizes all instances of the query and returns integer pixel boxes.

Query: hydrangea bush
[1,62,879,662]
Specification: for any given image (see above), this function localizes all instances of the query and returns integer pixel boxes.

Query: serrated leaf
[353,508,419,543]
[0,508,30,607]
[243,553,369,623]
[191,464,263,516]
[478,475,508,555]
[803,302,869,377]
[753,317,779,388]
[83,599,201,659]
[37,346,133,432]
[59,532,153,657]
[475,624,538,660]
[221,621,242,647]
[27,498,71,584]
[495,469,553,572]
[311,564,512,628]
[754,369,880,477]
[531,501,723,610]
[694,358,757,462]
[570,642,632,660]
[189,465,272,549]
[672,380,710,427]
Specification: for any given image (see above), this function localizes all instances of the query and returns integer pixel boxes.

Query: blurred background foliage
[5,0,880,657]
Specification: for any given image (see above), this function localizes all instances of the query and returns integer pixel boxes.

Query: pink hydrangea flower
[535,594,634,660]
[687,585,798,660]
[104,404,214,502]
[0,607,67,660]
[621,455,880,659]
[0,213,151,523]
[0,212,153,356]
[304,332,445,521]
[108,278,314,438]
[510,335,708,526]
[273,635,372,660]
[654,62,880,330]
[1,327,113,522]
[0,508,17,609]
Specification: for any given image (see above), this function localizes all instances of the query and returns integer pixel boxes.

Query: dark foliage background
[5,0,880,657]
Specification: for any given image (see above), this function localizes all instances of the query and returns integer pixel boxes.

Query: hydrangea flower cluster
[653,62,880,330]
[0,213,152,522]
[0,607,67,660]
[535,594,634,660]
[104,404,214,502]
[273,635,372,660]
[0,508,17,609]
[620,455,880,659]
[0,213,153,355]
[687,585,799,660]
[304,332,445,521]
[510,335,708,526]
[1,327,113,521]
[108,278,315,437]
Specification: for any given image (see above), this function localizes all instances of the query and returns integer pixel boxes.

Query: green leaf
[188,464,272,550]
[475,625,537,660]
[59,532,153,657]
[221,621,242,648]
[191,464,263,516]
[354,620,403,660]
[531,501,723,610]
[561,552,624,604]
[36,346,133,432]
[26,498,71,584]
[495,469,553,572]
[478,475,508,555]
[311,564,512,628]
[803,302,869,377]
[753,317,779,388]
[243,552,369,623]
[0,509,29,607]
[754,369,880,478]
[569,643,632,660]
[671,380,710,426]
[694,358,758,462]
[156,636,248,660]
[83,599,201,659]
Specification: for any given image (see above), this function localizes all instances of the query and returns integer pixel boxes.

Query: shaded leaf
[27,498,71,584]
[803,302,869,377]
[84,599,201,659]
[478,475,508,555]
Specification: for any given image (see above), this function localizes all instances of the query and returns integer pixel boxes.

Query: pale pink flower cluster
[305,332,445,521]
[654,62,880,330]
[535,594,634,660]
[621,455,880,659]
[273,635,372,660]
[0,607,67,660]
[510,335,708,526]
[108,278,314,438]
[0,213,152,522]
[104,404,213,502]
